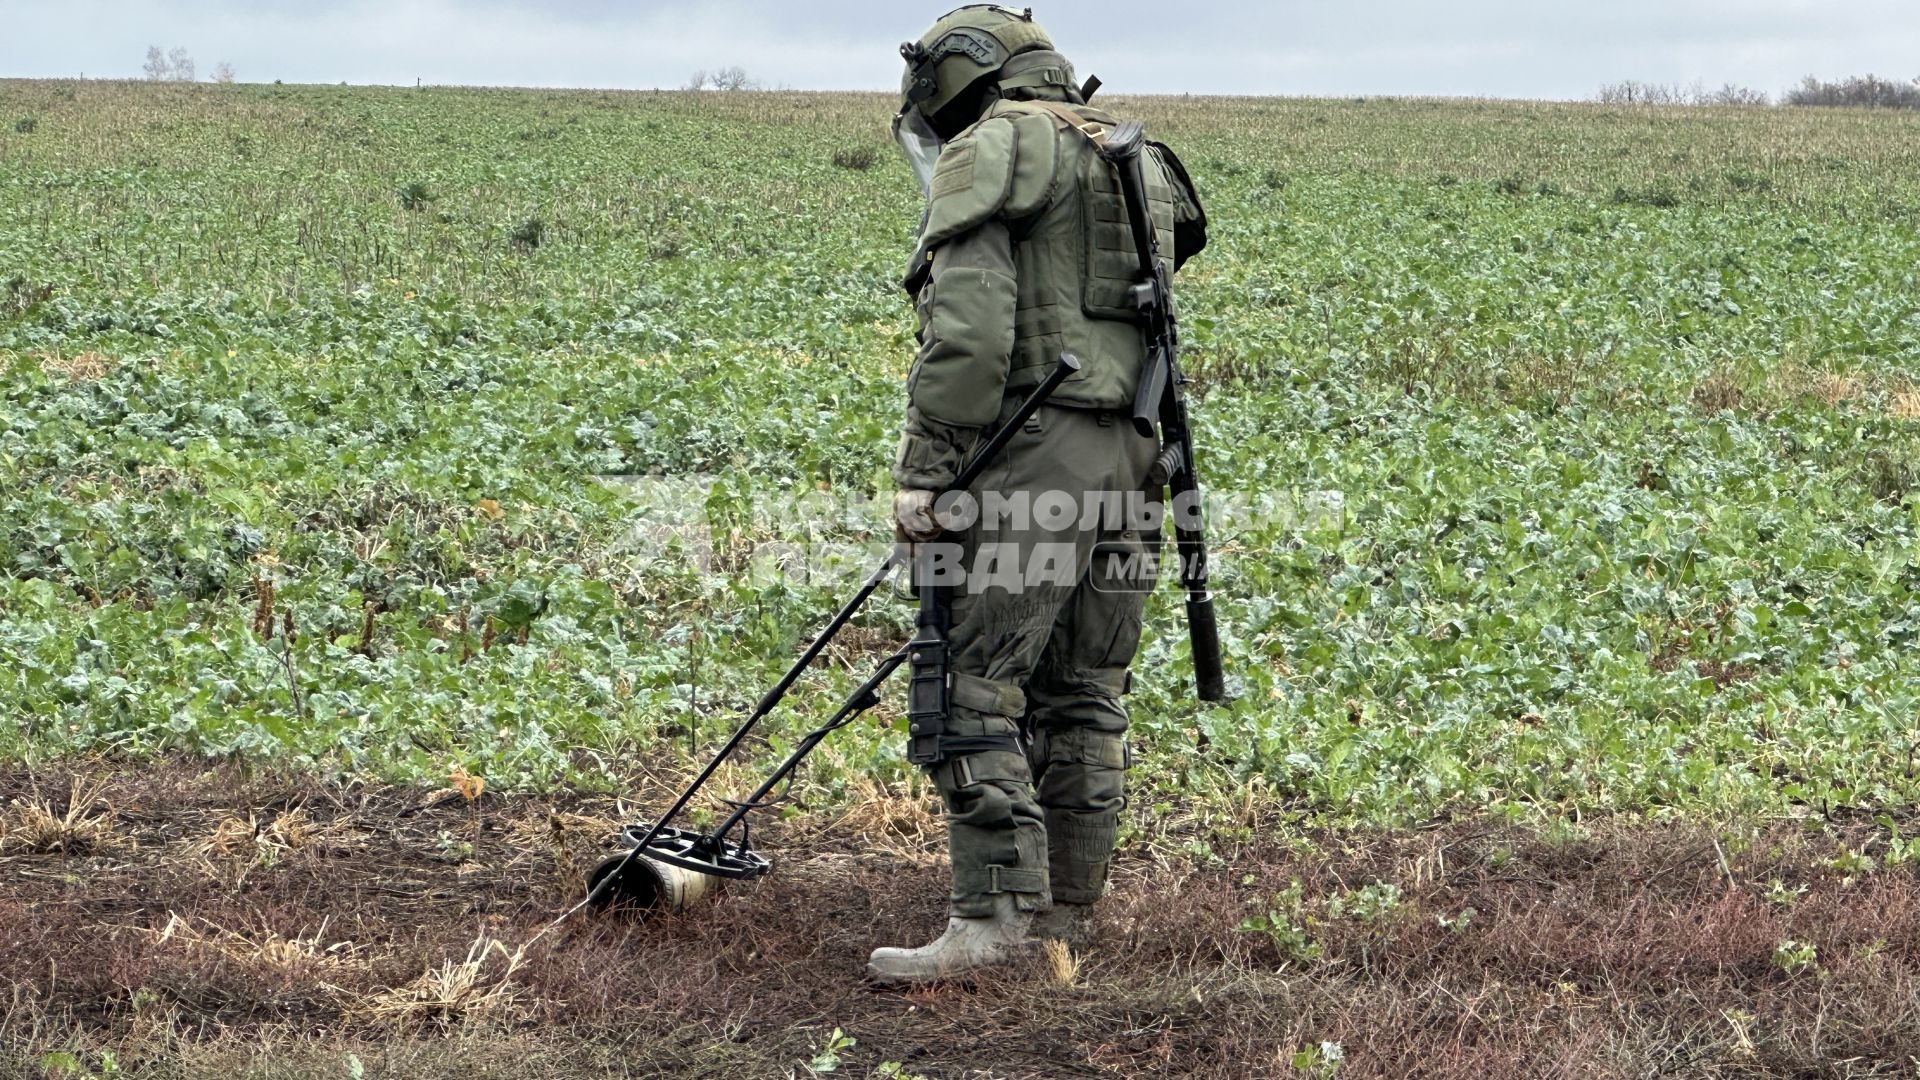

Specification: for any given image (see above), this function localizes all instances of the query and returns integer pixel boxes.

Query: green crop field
[5,80,1920,1078]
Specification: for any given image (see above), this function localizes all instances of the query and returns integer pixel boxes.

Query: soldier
[869,5,1208,982]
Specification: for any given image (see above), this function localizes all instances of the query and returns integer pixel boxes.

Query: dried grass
[0,778,120,854]
[37,351,113,380]
[1042,938,1081,988]
[1690,359,1905,419]
[811,766,942,857]
[1808,370,1860,408]
[14,760,1920,1077]
[1889,387,1920,420]
[1691,371,1747,414]
[357,935,529,1026]
[146,914,364,986]
[501,810,622,853]
[189,807,355,877]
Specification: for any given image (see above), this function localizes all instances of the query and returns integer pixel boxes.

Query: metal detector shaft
[621,553,902,854]
[707,647,911,842]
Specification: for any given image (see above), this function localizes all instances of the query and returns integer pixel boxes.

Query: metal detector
[585,353,1083,913]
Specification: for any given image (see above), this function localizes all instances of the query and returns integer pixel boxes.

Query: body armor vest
[908,99,1197,412]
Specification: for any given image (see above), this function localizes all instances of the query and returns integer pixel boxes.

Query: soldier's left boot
[866,893,1034,983]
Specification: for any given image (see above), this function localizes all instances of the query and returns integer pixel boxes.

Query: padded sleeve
[892,220,1018,489]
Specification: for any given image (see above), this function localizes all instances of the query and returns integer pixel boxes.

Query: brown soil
[3,761,1918,1079]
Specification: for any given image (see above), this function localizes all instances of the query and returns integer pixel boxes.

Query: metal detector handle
[895,350,1080,603]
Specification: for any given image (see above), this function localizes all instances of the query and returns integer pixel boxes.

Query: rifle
[1099,121,1228,703]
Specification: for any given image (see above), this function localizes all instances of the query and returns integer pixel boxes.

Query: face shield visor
[891,106,945,196]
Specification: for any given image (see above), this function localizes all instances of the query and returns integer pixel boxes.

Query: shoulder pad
[922,118,1015,251]
[921,111,1060,250]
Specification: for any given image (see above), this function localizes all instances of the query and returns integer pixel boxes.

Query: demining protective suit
[869,5,1207,982]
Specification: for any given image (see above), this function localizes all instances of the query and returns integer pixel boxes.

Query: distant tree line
[142,46,236,83]
[685,66,760,92]
[1598,74,1920,109]
[1783,74,1920,109]
[1597,80,1769,106]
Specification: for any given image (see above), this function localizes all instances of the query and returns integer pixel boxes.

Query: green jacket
[893,98,1207,490]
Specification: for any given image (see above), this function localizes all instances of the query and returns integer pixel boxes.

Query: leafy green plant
[1772,940,1818,975]
[508,215,545,249]
[1609,183,1681,207]
[1238,880,1321,965]
[1829,849,1876,879]
[1328,881,1402,923]
[805,1027,856,1074]
[2,81,1920,832]
[39,1051,120,1078]
[1763,880,1806,907]
[397,181,436,210]
[1289,1041,1345,1078]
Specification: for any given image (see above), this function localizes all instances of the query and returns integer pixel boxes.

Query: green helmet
[898,5,1055,122]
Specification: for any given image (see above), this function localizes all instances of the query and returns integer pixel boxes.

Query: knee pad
[1027,726,1129,809]
[937,750,1048,911]
[934,749,1032,825]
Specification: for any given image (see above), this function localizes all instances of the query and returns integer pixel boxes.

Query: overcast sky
[3,1,1917,100]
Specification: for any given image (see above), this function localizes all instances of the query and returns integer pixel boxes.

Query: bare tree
[686,69,710,91]
[1597,80,1688,105]
[143,46,170,81]
[1702,83,1769,107]
[710,65,759,92]
[167,47,195,82]
[212,61,236,84]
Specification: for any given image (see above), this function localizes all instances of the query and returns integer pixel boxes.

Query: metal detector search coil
[584,824,771,915]
[618,823,771,880]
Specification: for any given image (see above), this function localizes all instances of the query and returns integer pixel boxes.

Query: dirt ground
[2,761,1918,1079]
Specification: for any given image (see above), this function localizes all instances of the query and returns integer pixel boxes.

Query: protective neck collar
[995,49,1080,101]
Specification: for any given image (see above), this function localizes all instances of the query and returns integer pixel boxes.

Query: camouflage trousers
[921,401,1158,918]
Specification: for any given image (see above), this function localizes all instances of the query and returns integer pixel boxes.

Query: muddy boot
[1029,900,1095,946]
[866,893,1033,983]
